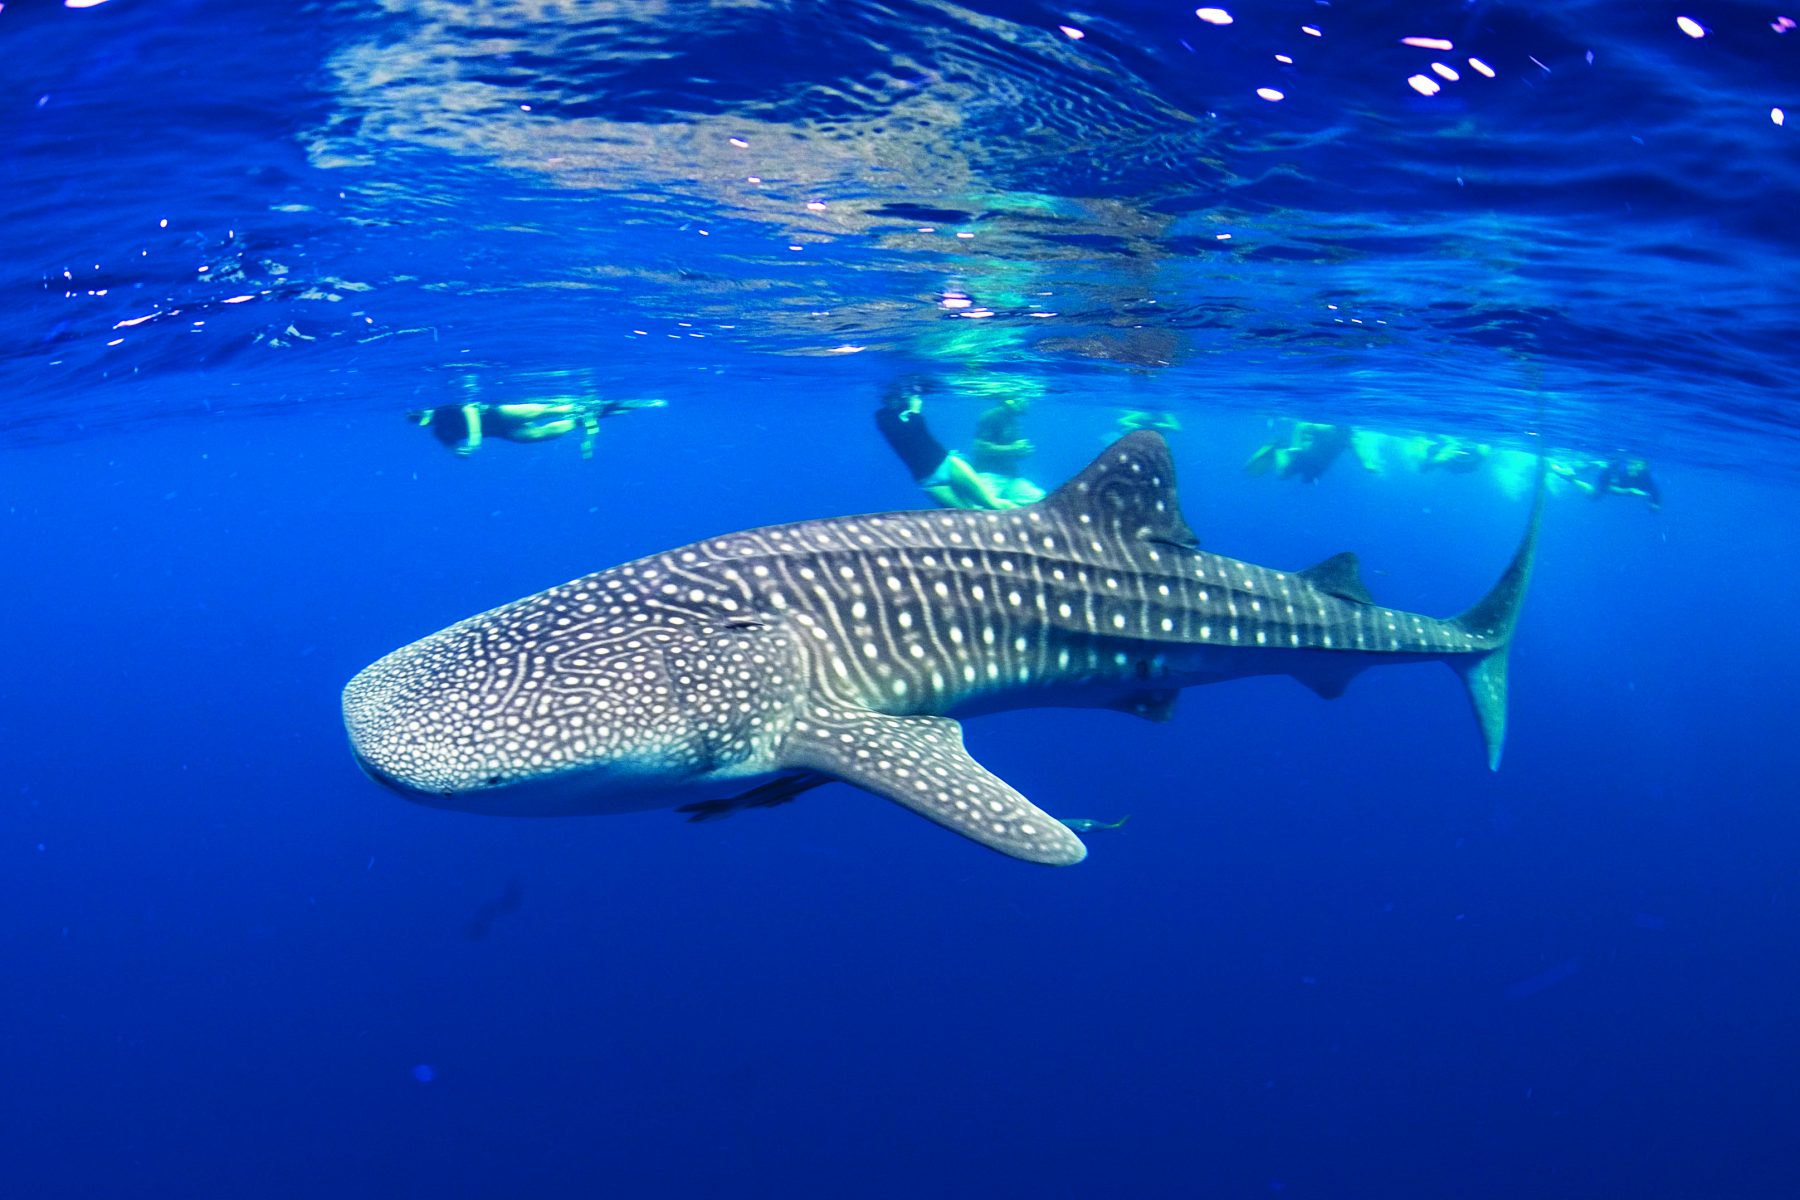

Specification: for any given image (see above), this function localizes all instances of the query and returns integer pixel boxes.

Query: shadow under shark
[344,432,1541,866]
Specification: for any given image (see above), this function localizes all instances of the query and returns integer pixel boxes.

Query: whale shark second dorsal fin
[1041,431,1198,550]
[1298,551,1374,604]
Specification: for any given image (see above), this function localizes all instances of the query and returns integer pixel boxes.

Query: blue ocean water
[3,1,1797,1196]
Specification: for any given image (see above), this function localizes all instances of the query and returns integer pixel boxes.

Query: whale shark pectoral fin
[779,708,1087,866]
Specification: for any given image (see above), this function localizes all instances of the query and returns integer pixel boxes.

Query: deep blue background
[5,401,1797,1197]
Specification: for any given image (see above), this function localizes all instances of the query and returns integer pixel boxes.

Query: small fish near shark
[1058,815,1131,834]
[344,432,1542,866]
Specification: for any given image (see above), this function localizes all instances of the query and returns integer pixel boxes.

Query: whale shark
[343,432,1541,866]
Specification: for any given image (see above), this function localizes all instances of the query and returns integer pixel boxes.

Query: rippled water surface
[6,0,1796,463]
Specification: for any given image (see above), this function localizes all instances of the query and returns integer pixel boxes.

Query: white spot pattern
[344,433,1520,863]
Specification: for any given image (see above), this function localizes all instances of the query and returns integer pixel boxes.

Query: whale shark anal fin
[1294,659,1368,701]
[779,708,1086,866]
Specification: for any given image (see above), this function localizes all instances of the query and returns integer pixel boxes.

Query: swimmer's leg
[509,418,579,443]
[455,403,484,456]
[941,454,1014,509]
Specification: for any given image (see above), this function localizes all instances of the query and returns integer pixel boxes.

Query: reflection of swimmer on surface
[1057,815,1131,833]
[1245,420,1381,483]
[874,377,1016,510]
[410,395,666,459]
[970,389,1046,505]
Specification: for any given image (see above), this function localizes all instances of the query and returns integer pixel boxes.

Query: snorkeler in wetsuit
[874,378,1014,510]
[409,396,665,459]
[1593,456,1662,511]
[970,391,1046,505]
[1246,420,1380,483]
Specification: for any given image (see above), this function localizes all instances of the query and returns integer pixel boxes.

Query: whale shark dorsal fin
[1041,431,1198,550]
[1298,551,1374,604]
[778,707,1086,865]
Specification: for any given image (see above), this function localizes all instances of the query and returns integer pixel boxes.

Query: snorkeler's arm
[1556,461,1597,495]
[580,411,600,459]
[973,409,1032,459]
[460,403,483,452]
[974,435,1034,463]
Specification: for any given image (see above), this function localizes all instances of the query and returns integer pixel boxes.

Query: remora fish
[343,432,1541,866]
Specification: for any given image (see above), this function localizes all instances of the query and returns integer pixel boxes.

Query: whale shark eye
[485,775,502,787]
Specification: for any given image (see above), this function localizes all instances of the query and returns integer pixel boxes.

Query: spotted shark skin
[343,432,1542,866]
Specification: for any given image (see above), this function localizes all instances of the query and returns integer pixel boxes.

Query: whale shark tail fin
[1449,470,1547,770]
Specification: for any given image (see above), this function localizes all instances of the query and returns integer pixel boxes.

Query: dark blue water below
[7,405,1798,1197]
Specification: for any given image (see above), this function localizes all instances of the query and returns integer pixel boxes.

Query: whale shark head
[341,591,793,814]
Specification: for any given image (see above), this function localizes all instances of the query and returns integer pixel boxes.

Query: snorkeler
[970,390,1046,505]
[874,377,1016,510]
[1593,456,1663,511]
[1415,435,1492,475]
[1245,420,1381,483]
[409,396,665,459]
